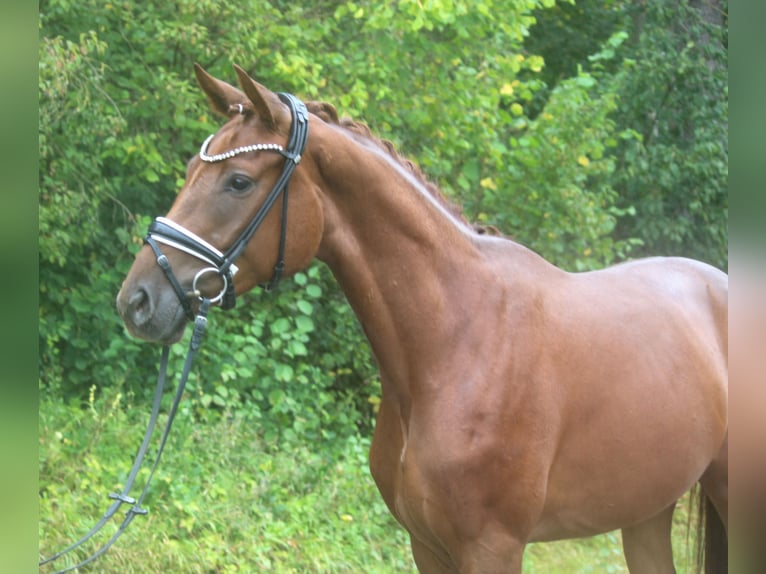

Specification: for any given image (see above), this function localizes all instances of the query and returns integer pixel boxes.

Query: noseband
[144,92,310,319]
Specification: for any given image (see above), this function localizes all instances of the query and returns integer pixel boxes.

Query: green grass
[39,388,699,573]
[524,500,700,574]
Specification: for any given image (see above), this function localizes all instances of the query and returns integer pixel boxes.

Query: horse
[117,64,728,574]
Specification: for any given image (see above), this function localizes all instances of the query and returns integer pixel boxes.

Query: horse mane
[305,101,499,236]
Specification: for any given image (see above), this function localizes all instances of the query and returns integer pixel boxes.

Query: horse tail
[695,489,728,574]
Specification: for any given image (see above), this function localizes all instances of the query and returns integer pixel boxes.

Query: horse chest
[390,444,448,547]
[369,406,445,539]
[371,404,509,549]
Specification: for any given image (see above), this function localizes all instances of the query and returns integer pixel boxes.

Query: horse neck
[310,123,490,396]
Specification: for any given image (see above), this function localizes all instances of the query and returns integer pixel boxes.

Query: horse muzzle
[116,280,188,344]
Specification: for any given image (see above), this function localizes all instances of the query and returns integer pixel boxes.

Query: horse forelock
[305,100,490,233]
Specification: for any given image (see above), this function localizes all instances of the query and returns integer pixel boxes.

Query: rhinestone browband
[199,134,285,163]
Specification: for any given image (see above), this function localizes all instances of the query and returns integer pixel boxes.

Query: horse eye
[226,174,254,194]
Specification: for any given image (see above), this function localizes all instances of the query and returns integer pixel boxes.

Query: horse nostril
[127,287,152,326]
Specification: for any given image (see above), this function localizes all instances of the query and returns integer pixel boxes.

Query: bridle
[145,92,310,318]
[40,93,309,573]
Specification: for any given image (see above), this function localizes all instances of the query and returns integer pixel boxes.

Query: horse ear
[233,64,278,131]
[194,63,246,117]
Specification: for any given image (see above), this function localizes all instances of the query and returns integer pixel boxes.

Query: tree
[609,0,728,270]
[526,0,728,269]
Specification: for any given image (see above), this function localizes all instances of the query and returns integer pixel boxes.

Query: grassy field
[39,389,700,573]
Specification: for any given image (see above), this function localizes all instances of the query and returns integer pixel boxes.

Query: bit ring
[191,267,228,305]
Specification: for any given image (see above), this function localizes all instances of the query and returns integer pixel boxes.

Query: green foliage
[38,32,155,398]
[607,0,728,270]
[524,0,624,94]
[478,59,639,270]
[182,264,377,443]
[525,0,728,269]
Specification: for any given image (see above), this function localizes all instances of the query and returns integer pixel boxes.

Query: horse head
[116,65,324,343]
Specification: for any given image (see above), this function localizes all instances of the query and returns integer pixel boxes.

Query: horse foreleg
[410,534,525,574]
[621,503,677,574]
[410,537,455,574]
[455,532,525,574]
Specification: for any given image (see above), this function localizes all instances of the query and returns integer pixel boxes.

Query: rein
[40,93,308,572]
[39,300,211,573]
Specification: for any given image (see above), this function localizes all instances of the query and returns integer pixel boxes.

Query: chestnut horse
[117,65,728,573]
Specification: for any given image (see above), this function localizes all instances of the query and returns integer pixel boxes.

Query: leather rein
[40,93,309,573]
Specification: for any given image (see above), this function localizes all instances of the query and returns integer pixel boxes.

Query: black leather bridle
[146,91,309,318]
[40,93,309,573]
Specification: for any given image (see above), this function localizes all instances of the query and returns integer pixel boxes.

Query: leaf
[275,364,294,383]
[574,74,596,88]
[461,159,480,183]
[296,300,313,315]
[295,315,314,333]
[305,284,322,299]
[271,318,291,335]
[268,389,285,406]
[293,272,307,286]
[288,340,308,357]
